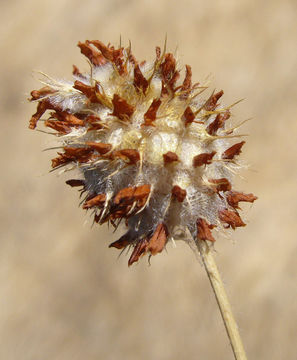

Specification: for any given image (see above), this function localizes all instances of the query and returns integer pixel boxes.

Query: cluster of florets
[29,40,257,266]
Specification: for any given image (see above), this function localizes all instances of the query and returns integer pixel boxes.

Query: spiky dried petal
[193,151,216,167]
[77,41,107,66]
[197,218,216,242]
[209,178,232,193]
[207,111,230,135]
[83,193,106,209]
[205,90,224,111]
[183,106,195,126]
[65,179,85,187]
[222,141,245,160]
[111,94,134,121]
[219,209,246,229]
[128,238,149,266]
[181,65,192,94]
[163,151,179,164]
[134,64,149,93]
[113,149,140,164]
[86,142,112,154]
[172,185,187,202]
[227,191,258,209]
[109,232,133,249]
[147,223,168,255]
[143,98,161,126]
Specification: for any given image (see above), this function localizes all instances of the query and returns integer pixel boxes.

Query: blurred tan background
[1,0,296,359]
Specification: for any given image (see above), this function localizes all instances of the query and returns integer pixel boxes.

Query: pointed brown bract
[72,65,82,77]
[209,178,232,192]
[134,64,149,93]
[128,237,149,266]
[73,80,100,103]
[143,98,161,126]
[114,185,151,205]
[181,65,192,94]
[163,151,179,164]
[227,191,258,209]
[51,111,85,126]
[193,151,216,167]
[83,193,106,209]
[51,147,93,168]
[86,142,112,154]
[111,94,134,121]
[219,209,246,229]
[113,149,140,164]
[65,179,85,187]
[197,218,216,242]
[207,111,230,135]
[147,223,168,255]
[222,141,245,160]
[29,99,61,129]
[182,106,195,126]
[204,90,224,111]
[44,119,71,134]
[109,232,133,249]
[78,41,107,66]
[161,53,176,83]
[85,114,103,131]
[172,185,187,202]
[30,86,57,101]
[88,40,114,62]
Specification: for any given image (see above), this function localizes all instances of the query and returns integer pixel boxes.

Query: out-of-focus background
[1,0,296,359]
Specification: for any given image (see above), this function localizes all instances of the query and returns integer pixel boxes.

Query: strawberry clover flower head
[29,40,257,266]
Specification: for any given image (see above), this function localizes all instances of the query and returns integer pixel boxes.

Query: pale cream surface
[0,1,296,359]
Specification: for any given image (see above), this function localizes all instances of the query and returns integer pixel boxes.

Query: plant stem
[196,239,248,360]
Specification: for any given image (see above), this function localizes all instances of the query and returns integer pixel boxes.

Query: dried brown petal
[227,191,258,209]
[197,218,215,242]
[72,65,82,77]
[51,111,85,126]
[181,65,192,93]
[65,179,85,187]
[128,237,149,266]
[134,64,149,93]
[207,111,230,135]
[161,53,176,83]
[182,106,195,126]
[51,147,93,168]
[114,185,151,205]
[147,223,168,255]
[222,141,245,160]
[30,86,57,101]
[109,232,133,249]
[113,149,140,164]
[77,41,107,66]
[219,209,246,229]
[83,193,106,209]
[73,80,100,103]
[204,90,224,111]
[111,94,134,121]
[86,142,112,154]
[44,120,71,134]
[209,178,232,192]
[85,114,103,131]
[172,185,187,202]
[163,151,179,164]
[143,98,161,126]
[193,151,216,167]
[88,40,114,61]
[29,100,61,129]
